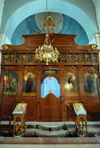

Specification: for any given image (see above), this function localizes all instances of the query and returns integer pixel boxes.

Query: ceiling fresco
[11,12,89,45]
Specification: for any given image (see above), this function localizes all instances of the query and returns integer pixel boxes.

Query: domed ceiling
[11,12,89,45]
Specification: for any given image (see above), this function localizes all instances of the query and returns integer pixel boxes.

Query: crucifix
[42,16,56,34]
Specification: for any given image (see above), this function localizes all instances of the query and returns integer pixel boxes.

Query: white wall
[92,0,100,31]
[0,0,5,30]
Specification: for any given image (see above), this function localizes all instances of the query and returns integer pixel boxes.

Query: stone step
[1,121,100,137]
[25,128,68,137]
[68,127,100,136]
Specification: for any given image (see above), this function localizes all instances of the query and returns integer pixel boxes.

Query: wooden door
[41,93,61,121]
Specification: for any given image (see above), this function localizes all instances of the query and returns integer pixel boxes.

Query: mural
[83,73,98,96]
[11,12,89,45]
[64,72,79,96]
[3,72,18,96]
[22,72,37,96]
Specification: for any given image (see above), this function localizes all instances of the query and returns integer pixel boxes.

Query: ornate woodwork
[0,33,100,121]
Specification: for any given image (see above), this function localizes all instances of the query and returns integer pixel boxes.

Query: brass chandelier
[35,0,60,65]
[35,33,60,65]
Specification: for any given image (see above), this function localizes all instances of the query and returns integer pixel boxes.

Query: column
[59,66,66,121]
[36,66,42,121]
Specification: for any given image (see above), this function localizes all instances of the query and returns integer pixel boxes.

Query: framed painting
[9,55,15,63]
[28,55,33,63]
[68,55,73,63]
[61,55,66,63]
[16,55,20,63]
[3,72,18,96]
[22,55,27,63]
[64,72,79,96]
[74,55,79,63]
[83,72,98,96]
[92,55,97,63]
[3,55,9,63]
[80,55,85,63]
[22,72,37,96]
[85,55,91,63]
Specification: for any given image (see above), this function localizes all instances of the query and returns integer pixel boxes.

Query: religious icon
[42,16,56,34]
[64,72,79,96]
[68,55,73,63]
[92,55,97,63]
[85,55,91,63]
[34,55,39,63]
[22,55,27,63]
[74,103,86,113]
[28,55,33,63]
[26,74,33,93]
[83,73,98,96]
[3,72,18,96]
[22,72,37,96]
[61,55,66,63]
[80,55,85,63]
[16,55,20,63]
[3,55,9,63]
[9,55,15,63]
[74,55,79,63]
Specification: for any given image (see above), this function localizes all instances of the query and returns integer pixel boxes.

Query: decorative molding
[85,97,99,101]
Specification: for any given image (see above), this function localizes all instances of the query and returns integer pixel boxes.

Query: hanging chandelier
[35,0,60,65]
[35,34,60,65]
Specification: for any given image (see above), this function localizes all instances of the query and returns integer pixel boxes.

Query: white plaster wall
[0,0,5,75]
[92,0,100,31]
[0,0,5,30]
[63,0,98,32]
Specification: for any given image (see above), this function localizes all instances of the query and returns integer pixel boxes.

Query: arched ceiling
[0,0,99,45]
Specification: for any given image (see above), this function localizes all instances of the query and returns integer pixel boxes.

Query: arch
[4,0,97,43]
[41,74,60,83]
[41,76,61,98]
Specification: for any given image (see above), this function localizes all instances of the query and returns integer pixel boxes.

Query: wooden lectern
[73,103,88,137]
[12,103,27,137]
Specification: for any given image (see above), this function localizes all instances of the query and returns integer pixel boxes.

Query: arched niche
[3,72,18,96]
[41,76,61,98]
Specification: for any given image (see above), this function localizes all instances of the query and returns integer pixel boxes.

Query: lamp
[35,0,60,65]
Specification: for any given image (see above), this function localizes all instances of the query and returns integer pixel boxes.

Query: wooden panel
[26,103,37,121]
[41,93,61,121]
[2,103,17,117]
[51,94,61,121]
[67,104,76,121]
[85,102,100,121]
[42,95,51,121]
